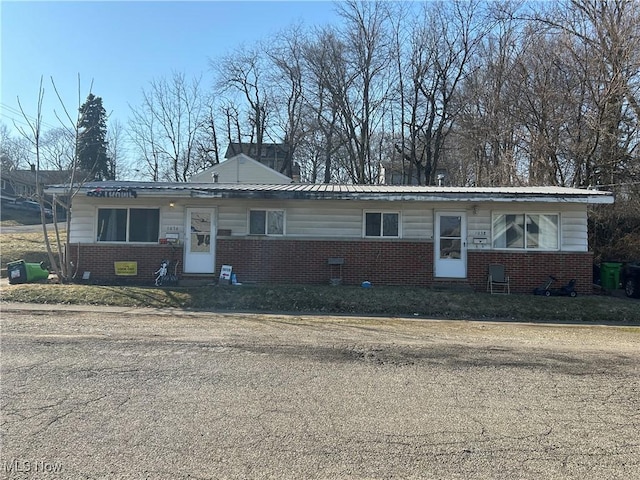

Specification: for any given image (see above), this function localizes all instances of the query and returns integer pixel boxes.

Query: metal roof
[44,181,615,204]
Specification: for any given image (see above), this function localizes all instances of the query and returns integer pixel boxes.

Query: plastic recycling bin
[600,262,622,290]
[7,259,49,284]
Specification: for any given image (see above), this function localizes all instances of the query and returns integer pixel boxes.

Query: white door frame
[184,207,216,274]
[434,211,467,278]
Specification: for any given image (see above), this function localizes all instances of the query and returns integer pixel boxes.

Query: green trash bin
[7,260,27,284]
[24,262,50,282]
[600,262,622,290]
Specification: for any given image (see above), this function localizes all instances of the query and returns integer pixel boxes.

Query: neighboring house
[1,166,70,203]
[378,163,449,186]
[45,179,613,294]
[189,154,292,184]
[224,143,300,181]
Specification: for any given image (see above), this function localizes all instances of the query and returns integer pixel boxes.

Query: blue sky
[1,0,341,135]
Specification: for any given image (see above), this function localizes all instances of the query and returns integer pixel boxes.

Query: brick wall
[69,240,594,294]
[467,251,594,294]
[67,244,183,284]
[216,239,433,286]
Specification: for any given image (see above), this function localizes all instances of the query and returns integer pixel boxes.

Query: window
[365,212,399,237]
[526,214,559,249]
[249,209,284,235]
[492,213,558,250]
[97,208,159,242]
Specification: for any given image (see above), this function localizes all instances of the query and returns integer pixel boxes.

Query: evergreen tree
[77,94,112,180]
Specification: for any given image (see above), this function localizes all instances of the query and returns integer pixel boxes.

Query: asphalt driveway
[1,304,639,479]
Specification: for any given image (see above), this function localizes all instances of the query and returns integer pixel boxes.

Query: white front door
[434,212,467,278]
[184,208,216,274]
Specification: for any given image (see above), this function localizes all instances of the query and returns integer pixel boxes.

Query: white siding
[402,207,432,239]
[215,200,433,239]
[218,205,249,235]
[467,213,492,234]
[68,203,96,243]
[190,155,291,184]
[216,200,364,238]
[466,209,492,251]
[216,160,287,183]
[287,206,363,237]
[561,209,589,252]
[160,206,186,240]
[70,197,590,251]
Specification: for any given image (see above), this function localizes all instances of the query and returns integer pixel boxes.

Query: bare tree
[301,1,393,184]
[455,3,524,186]
[302,28,345,182]
[213,46,273,159]
[532,0,640,189]
[397,0,488,185]
[218,100,246,157]
[15,81,56,272]
[505,26,593,187]
[197,102,222,167]
[267,24,308,178]
[107,119,131,180]
[0,122,33,172]
[336,0,392,183]
[535,0,640,261]
[40,127,75,171]
[386,2,413,184]
[14,77,82,282]
[128,102,161,181]
[128,72,209,181]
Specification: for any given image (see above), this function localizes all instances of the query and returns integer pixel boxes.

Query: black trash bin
[7,260,28,284]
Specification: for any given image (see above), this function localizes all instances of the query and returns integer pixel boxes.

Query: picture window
[492,213,558,250]
[97,208,159,243]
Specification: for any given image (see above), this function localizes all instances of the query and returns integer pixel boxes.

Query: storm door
[434,212,467,278]
[184,208,216,274]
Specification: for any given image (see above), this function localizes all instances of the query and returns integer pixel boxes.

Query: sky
[0,0,341,137]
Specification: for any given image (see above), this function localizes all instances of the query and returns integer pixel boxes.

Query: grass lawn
[1,223,638,323]
[1,228,65,268]
[1,207,47,226]
[1,282,639,323]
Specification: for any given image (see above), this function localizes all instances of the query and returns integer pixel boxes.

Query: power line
[0,111,33,129]
[1,102,64,131]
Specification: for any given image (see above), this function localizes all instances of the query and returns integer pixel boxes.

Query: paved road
[1,304,639,479]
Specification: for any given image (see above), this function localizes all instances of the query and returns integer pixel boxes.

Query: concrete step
[178,275,217,287]
[429,279,475,293]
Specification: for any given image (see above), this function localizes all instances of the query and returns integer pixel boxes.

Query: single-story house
[1,165,71,204]
[45,178,614,294]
